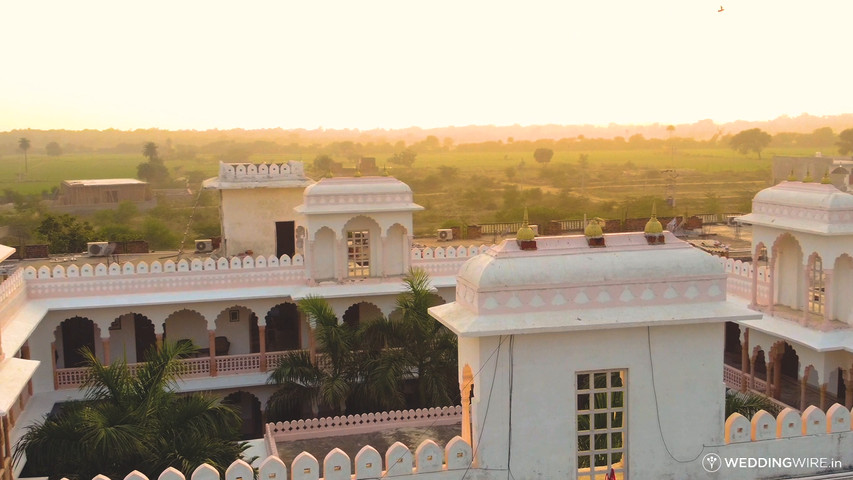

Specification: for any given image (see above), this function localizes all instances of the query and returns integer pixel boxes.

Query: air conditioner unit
[530,225,539,236]
[87,241,114,257]
[437,229,453,241]
[195,239,214,253]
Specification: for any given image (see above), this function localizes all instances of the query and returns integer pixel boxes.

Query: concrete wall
[221,188,305,257]
[465,323,724,479]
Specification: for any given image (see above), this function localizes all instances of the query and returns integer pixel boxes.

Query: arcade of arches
[725,322,853,411]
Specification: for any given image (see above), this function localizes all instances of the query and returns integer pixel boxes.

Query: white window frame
[577,369,627,480]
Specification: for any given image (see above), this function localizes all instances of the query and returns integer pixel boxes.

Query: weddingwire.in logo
[702,453,722,473]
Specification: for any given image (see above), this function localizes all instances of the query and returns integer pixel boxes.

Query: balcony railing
[55,350,313,389]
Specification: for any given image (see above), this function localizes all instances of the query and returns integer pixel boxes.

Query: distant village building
[773,154,853,191]
[52,179,155,213]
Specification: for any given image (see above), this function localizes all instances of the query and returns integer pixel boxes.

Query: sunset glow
[2,0,852,131]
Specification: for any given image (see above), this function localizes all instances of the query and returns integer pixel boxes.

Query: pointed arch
[312,226,336,281]
[342,301,383,329]
[223,391,263,440]
[55,316,98,368]
[109,313,156,363]
[265,302,302,351]
[384,223,408,276]
[833,254,853,325]
[772,233,804,310]
[164,309,208,351]
[214,305,259,355]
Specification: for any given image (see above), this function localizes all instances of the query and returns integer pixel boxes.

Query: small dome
[517,208,536,241]
[803,169,813,183]
[645,215,663,234]
[584,218,604,238]
[821,170,831,184]
[787,169,797,181]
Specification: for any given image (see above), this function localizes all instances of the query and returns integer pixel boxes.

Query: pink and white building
[2,165,853,479]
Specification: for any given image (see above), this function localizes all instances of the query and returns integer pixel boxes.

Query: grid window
[347,230,370,277]
[808,256,824,314]
[577,369,626,480]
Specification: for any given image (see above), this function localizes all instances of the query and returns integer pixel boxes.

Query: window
[347,230,370,277]
[808,255,825,314]
[577,369,626,480]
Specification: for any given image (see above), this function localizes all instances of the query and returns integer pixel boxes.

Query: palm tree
[18,137,30,173]
[359,269,459,409]
[142,142,159,162]
[725,388,781,418]
[266,296,357,420]
[14,342,246,480]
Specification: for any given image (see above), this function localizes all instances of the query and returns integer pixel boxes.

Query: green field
[0,145,811,241]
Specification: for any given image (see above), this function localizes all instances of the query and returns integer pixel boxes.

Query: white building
[3,163,853,480]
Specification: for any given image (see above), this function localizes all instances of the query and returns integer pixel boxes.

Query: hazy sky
[2,1,852,131]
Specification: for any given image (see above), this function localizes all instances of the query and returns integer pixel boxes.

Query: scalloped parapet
[59,437,474,480]
[726,412,751,443]
[724,403,853,444]
[751,410,776,441]
[776,408,802,438]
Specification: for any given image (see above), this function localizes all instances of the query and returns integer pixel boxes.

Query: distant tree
[35,214,96,254]
[438,165,458,179]
[45,141,63,156]
[505,166,517,180]
[18,137,30,173]
[837,128,853,155]
[666,125,675,135]
[137,161,169,184]
[142,142,159,162]
[729,128,772,159]
[808,127,835,148]
[313,154,335,172]
[142,217,179,250]
[533,148,554,164]
[389,149,417,167]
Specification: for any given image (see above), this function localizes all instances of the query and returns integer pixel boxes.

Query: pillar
[765,361,774,396]
[740,329,750,392]
[51,341,58,390]
[336,236,345,282]
[823,270,834,327]
[380,235,387,277]
[208,329,218,377]
[749,357,756,390]
[846,372,853,410]
[102,337,111,365]
[773,353,783,399]
[802,267,811,325]
[820,383,828,410]
[750,262,759,308]
[259,325,267,372]
[768,261,776,315]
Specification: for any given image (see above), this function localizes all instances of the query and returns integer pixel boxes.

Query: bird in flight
[718,5,724,12]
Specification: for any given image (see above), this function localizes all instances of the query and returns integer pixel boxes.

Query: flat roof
[63,179,148,186]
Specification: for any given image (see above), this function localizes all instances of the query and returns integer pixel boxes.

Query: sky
[2,1,853,132]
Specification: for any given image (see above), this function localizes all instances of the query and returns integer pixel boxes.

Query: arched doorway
[109,313,156,363]
[214,306,259,355]
[724,322,742,367]
[343,302,383,329]
[223,391,263,440]
[57,316,97,368]
[265,303,301,351]
[753,349,767,382]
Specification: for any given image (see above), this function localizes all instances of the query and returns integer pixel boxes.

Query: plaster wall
[465,323,724,479]
[221,188,305,257]
[214,308,253,355]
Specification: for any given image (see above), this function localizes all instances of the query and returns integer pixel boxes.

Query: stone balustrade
[725,403,852,443]
[218,161,306,182]
[720,258,770,303]
[267,406,463,443]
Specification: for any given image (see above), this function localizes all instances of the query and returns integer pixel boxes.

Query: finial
[821,169,831,184]
[382,164,390,176]
[326,168,334,178]
[803,168,813,183]
[355,164,362,177]
[787,169,797,181]
[584,217,605,247]
[516,207,537,246]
